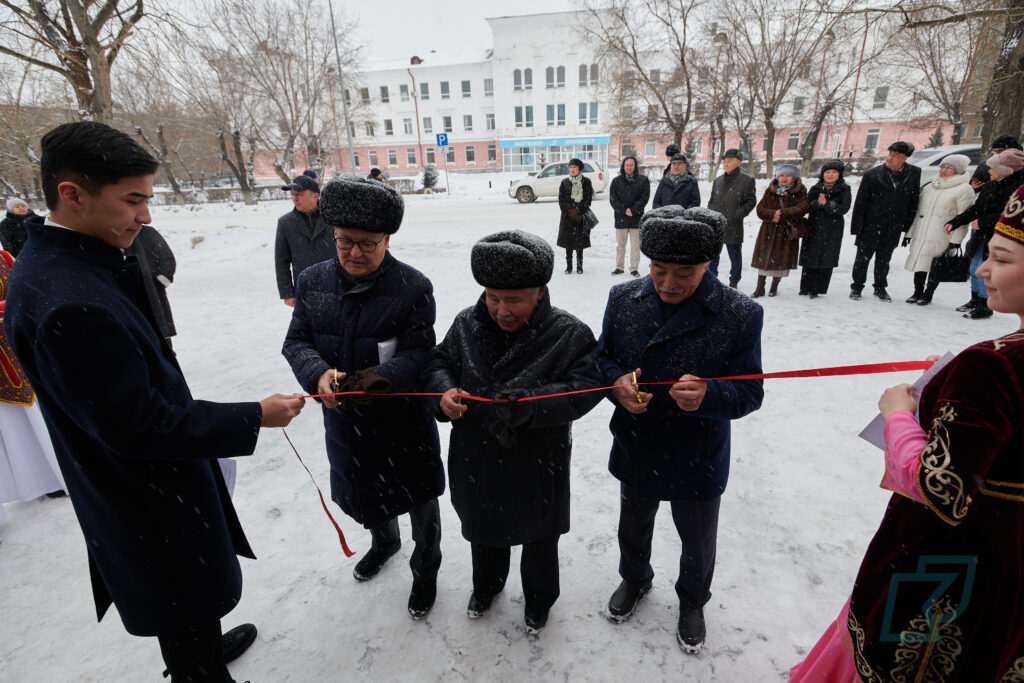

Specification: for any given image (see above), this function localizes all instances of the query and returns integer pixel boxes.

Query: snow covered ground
[1,174,1013,682]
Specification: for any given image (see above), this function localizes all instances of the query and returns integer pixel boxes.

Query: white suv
[508,161,607,203]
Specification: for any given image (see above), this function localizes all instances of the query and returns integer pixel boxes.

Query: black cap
[887,141,914,156]
[722,148,742,160]
[991,134,1022,151]
[670,153,689,164]
[281,175,320,193]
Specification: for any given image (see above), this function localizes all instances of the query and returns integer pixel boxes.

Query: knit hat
[991,134,1022,151]
[820,159,845,174]
[471,230,554,289]
[6,198,27,212]
[994,184,1024,246]
[319,177,405,234]
[776,162,800,179]
[670,153,689,165]
[888,141,915,156]
[281,174,319,193]
[939,154,970,174]
[665,143,680,158]
[722,148,743,160]
[986,149,1024,177]
[639,206,725,265]
[302,169,318,179]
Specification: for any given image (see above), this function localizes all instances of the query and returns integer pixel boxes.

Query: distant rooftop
[365,48,493,73]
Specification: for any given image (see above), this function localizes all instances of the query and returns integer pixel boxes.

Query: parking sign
[436,133,448,147]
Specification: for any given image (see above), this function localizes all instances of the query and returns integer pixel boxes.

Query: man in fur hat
[597,206,764,654]
[425,230,603,635]
[282,178,445,620]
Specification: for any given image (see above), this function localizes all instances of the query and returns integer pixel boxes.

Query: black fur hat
[471,230,554,289]
[887,141,915,156]
[665,142,681,157]
[318,177,404,234]
[639,206,726,265]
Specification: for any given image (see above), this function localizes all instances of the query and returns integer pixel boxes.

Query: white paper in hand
[378,337,398,364]
[218,458,237,497]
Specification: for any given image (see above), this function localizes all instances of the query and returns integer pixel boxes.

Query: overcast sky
[349,0,575,62]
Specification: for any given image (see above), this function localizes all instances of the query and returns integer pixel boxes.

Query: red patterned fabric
[0,250,33,406]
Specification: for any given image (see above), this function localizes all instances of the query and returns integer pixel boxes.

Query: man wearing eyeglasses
[275,174,334,307]
[282,178,445,620]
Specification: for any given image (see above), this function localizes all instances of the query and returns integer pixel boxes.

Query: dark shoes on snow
[353,543,401,582]
[965,301,993,319]
[222,623,258,664]
[524,607,549,635]
[630,270,640,277]
[676,607,706,654]
[611,268,625,275]
[407,579,437,620]
[466,591,494,619]
[849,290,862,300]
[606,579,653,624]
[956,297,978,312]
[873,287,892,302]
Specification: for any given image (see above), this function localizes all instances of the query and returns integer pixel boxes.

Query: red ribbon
[282,429,355,557]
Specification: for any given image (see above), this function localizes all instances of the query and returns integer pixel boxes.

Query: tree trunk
[763,116,777,178]
[217,129,257,205]
[981,0,1024,150]
[797,99,839,177]
[135,125,185,203]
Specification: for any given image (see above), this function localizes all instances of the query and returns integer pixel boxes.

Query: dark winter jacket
[970,161,990,190]
[608,157,651,229]
[425,291,603,546]
[274,207,334,299]
[949,168,1024,259]
[0,209,34,257]
[707,169,757,243]
[125,224,177,339]
[652,173,701,210]
[597,273,764,501]
[751,179,809,271]
[557,175,594,250]
[5,217,262,637]
[282,251,444,529]
[800,169,852,269]
[850,162,922,251]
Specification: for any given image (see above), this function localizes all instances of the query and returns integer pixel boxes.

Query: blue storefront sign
[499,135,611,149]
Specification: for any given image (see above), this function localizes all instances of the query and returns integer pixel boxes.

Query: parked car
[906,144,983,186]
[508,160,607,203]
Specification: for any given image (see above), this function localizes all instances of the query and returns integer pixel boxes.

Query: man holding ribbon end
[425,230,603,635]
[282,177,445,620]
[597,205,764,653]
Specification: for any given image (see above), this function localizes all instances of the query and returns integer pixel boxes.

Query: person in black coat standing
[425,230,604,634]
[0,198,34,257]
[125,224,177,343]
[4,122,305,683]
[282,178,445,620]
[707,149,757,287]
[275,174,334,307]
[800,159,852,298]
[653,153,701,210]
[557,158,594,274]
[608,155,650,276]
[849,141,921,301]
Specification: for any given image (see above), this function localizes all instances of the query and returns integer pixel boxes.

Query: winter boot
[565,255,573,274]
[956,294,979,312]
[576,252,583,274]
[524,606,550,635]
[873,286,892,302]
[965,299,994,319]
[607,579,653,624]
[408,578,437,620]
[917,280,938,306]
[677,606,706,654]
[768,277,781,297]
[221,623,258,664]
[467,591,495,619]
[906,273,926,304]
[752,275,767,299]
[353,542,401,581]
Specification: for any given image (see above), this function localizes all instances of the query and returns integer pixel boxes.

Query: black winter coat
[652,173,701,210]
[282,252,444,529]
[125,224,177,339]
[800,180,852,269]
[557,176,594,249]
[0,209,34,257]
[274,208,334,299]
[950,168,1024,258]
[707,170,757,243]
[608,159,651,229]
[850,163,922,251]
[425,292,603,546]
[5,218,262,637]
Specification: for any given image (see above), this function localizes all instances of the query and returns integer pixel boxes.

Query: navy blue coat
[652,174,701,210]
[4,218,262,637]
[282,252,443,529]
[597,273,764,500]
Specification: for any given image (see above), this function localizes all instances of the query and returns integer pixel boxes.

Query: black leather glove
[337,368,392,409]
[901,236,911,247]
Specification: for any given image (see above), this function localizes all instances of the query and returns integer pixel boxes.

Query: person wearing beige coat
[903,154,975,305]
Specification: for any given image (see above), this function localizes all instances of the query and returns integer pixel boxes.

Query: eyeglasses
[335,235,386,253]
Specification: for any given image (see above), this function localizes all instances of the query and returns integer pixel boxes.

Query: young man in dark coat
[4,121,306,683]
[275,174,334,307]
[849,141,921,301]
[608,155,651,276]
[425,230,604,634]
[597,205,764,654]
[282,177,445,619]
[1,197,34,256]
[707,149,757,288]
[653,153,700,210]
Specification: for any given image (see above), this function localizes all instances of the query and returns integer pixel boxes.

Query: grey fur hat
[319,177,404,234]
[639,206,726,265]
[471,230,554,289]
[6,198,27,211]
[776,162,800,179]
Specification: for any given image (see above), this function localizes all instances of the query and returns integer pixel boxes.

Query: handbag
[929,244,971,282]
[582,208,599,230]
[780,197,812,239]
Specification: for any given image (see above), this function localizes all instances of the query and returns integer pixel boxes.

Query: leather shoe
[407,579,436,620]
[466,591,493,619]
[873,287,892,302]
[525,607,549,635]
[676,606,706,653]
[611,268,624,275]
[849,290,862,300]
[630,270,640,277]
[353,543,401,581]
[606,579,652,623]
[222,623,257,664]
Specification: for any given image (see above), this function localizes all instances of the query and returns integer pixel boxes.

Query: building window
[368,150,378,167]
[446,147,455,163]
[384,119,393,136]
[380,86,389,103]
[579,102,587,125]
[466,146,475,163]
[546,66,554,89]
[590,102,598,125]
[645,139,656,158]
[399,84,409,102]
[420,82,429,100]
[873,86,889,109]
[348,122,355,138]
[387,149,397,166]
[524,68,533,90]
[590,63,598,86]
[440,81,450,99]
[353,151,359,168]
[793,96,806,116]
[343,89,350,105]
[525,105,533,126]
[692,137,703,156]
[557,103,565,126]
[462,80,471,97]
[423,117,432,134]
[689,102,704,119]
[443,116,452,133]
[547,104,555,126]
[787,132,800,151]
[514,69,522,91]
[972,122,984,138]
[360,87,370,104]
[555,65,565,88]
[485,113,495,130]
[365,123,375,137]
[403,118,413,135]
[488,144,496,162]
[864,128,881,153]
[697,66,710,85]
[484,78,493,96]
[407,148,416,165]
[742,100,754,117]
[621,139,634,158]
[463,114,473,132]
[762,136,770,153]
[516,106,524,127]
[579,64,588,87]
[651,69,661,85]
[425,147,434,164]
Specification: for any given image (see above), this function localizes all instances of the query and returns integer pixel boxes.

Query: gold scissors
[631,370,642,404]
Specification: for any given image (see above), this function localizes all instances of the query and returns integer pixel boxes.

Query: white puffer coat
[904,172,975,272]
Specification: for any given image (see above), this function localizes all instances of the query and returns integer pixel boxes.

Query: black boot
[956,294,979,312]
[752,275,767,298]
[565,255,573,274]
[576,251,583,274]
[677,606,706,654]
[874,286,892,302]
[353,542,401,581]
[768,277,781,297]
[917,279,938,306]
[965,299,994,319]
[906,272,926,303]
[467,591,495,619]
[606,579,653,624]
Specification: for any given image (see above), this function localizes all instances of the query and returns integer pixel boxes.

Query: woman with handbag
[751,163,809,298]
[799,159,851,299]
[557,158,594,274]
[903,154,975,305]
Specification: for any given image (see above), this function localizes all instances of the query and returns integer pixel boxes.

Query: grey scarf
[570,174,584,202]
